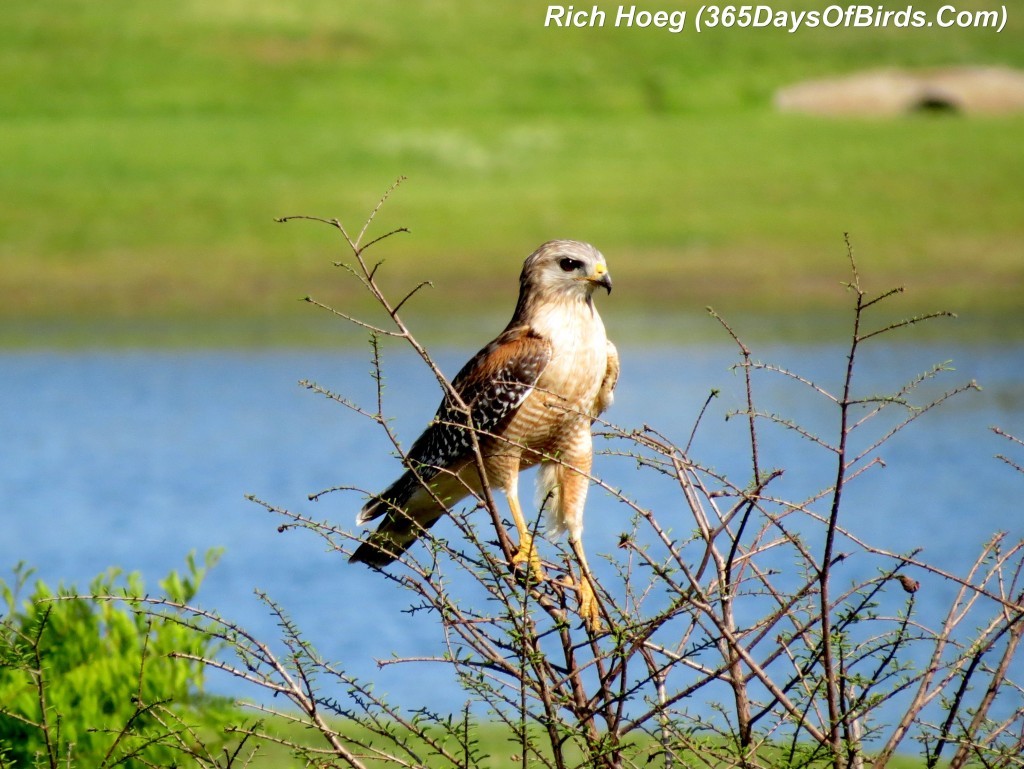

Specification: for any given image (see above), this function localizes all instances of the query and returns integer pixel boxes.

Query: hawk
[350,240,619,629]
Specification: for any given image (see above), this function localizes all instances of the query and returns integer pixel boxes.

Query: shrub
[164,182,1022,768]
[19,182,1018,768]
[0,550,232,768]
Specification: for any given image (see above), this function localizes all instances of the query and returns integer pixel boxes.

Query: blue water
[2,341,1022,716]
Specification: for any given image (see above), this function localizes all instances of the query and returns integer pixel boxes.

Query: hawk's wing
[593,339,619,418]
[357,325,551,525]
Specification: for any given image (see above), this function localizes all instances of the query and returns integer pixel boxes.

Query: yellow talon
[511,534,547,584]
[576,573,602,632]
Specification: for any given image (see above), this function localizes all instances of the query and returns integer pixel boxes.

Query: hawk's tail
[349,470,450,567]
[349,505,445,567]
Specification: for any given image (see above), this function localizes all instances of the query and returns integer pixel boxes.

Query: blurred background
[2,0,1021,343]
[2,0,1023,710]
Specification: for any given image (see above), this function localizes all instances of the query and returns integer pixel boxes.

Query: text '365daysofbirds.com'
[543,5,1009,34]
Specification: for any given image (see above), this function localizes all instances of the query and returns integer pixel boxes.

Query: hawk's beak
[590,263,613,294]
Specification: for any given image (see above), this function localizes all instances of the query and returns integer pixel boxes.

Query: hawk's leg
[545,448,603,632]
[507,486,547,584]
[568,537,602,632]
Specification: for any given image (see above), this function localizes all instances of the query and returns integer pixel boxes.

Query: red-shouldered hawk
[350,240,619,629]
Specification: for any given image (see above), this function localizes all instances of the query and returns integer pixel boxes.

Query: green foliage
[0,550,233,768]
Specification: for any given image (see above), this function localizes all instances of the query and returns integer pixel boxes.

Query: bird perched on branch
[349,240,619,630]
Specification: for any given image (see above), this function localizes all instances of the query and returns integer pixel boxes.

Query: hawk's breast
[509,298,608,454]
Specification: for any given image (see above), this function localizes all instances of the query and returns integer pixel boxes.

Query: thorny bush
[24,180,1020,769]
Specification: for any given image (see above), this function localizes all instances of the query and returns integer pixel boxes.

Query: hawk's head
[520,240,612,301]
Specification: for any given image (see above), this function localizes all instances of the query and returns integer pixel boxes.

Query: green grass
[233,711,943,768]
[2,1,1022,342]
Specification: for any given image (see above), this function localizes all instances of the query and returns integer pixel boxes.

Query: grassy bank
[2,1,1022,341]
[240,711,943,768]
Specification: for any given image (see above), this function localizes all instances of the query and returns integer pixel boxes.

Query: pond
[2,338,1022,714]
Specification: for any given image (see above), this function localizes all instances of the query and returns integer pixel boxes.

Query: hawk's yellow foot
[576,573,602,632]
[511,533,547,585]
[554,571,602,630]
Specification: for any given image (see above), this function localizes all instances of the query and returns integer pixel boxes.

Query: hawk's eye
[559,257,582,272]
